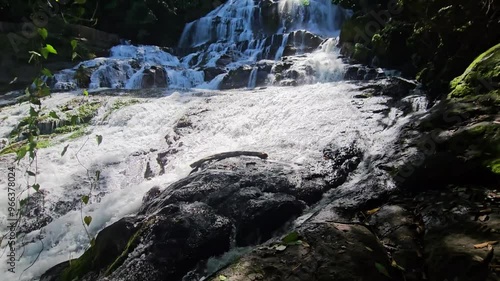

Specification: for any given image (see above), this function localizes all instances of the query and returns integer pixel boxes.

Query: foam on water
[0,82,427,280]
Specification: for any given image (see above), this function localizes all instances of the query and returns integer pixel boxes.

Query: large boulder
[42,145,362,281]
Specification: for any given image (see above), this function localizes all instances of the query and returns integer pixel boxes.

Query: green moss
[104,227,143,276]
[54,125,82,134]
[68,127,88,140]
[449,43,500,99]
[486,159,500,174]
[37,139,52,149]
[0,137,52,156]
[103,99,141,120]
[448,122,500,173]
[353,43,371,64]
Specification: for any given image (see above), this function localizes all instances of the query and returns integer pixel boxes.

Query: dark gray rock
[43,145,362,281]
[141,66,168,88]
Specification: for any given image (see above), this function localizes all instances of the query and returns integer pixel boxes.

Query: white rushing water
[0,0,423,279]
[0,82,427,280]
[49,0,351,92]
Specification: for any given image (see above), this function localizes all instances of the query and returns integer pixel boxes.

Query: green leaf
[39,85,51,97]
[84,216,92,226]
[27,171,36,176]
[40,48,49,59]
[29,106,39,117]
[282,231,299,244]
[74,0,87,5]
[71,39,78,50]
[83,89,89,96]
[41,68,53,77]
[44,44,58,54]
[95,170,101,181]
[32,183,40,192]
[375,262,391,279]
[82,195,89,204]
[49,111,60,119]
[72,52,78,61]
[61,144,69,156]
[38,28,48,40]
[16,146,28,162]
[218,275,227,281]
[96,135,103,146]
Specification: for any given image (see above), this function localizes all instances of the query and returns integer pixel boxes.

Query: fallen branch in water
[189,151,268,171]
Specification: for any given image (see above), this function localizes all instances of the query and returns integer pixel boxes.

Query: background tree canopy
[0,0,227,46]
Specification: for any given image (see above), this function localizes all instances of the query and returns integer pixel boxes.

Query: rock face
[42,144,362,281]
[219,63,272,90]
[208,222,397,281]
[141,66,168,88]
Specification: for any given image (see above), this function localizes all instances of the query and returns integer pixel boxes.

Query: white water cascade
[0,1,426,280]
[50,0,351,92]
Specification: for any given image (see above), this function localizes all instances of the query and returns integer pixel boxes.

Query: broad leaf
[84,216,92,226]
[49,111,60,119]
[41,68,53,77]
[32,183,40,192]
[16,146,28,162]
[44,44,58,54]
[38,28,48,40]
[82,195,90,204]
[70,39,78,50]
[96,135,103,146]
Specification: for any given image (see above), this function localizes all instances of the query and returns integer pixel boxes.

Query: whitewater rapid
[0,82,427,280]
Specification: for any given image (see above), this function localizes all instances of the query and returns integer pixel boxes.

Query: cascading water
[50,0,351,92]
[0,1,425,280]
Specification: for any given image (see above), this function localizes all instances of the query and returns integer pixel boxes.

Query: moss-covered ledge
[395,43,500,189]
[449,43,500,99]
[41,217,142,281]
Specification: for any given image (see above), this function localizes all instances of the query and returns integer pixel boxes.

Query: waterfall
[248,66,258,88]
[49,0,350,91]
[274,33,290,60]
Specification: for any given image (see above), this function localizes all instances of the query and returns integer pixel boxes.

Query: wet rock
[219,61,273,90]
[107,203,233,281]
[141,66,168,88]
[144,162,154,179]
[74,65,92,88]
[210,222,397,281]
[215,54,233,67]
[203,67,226,81]
[43,147,362,281]
[220,65,253,89]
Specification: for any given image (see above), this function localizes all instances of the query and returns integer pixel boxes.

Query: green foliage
[375,262,391,278]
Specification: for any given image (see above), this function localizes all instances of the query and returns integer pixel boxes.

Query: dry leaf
[473,241,498,249]
[366,207,381,215]
[478,215,489,222]
[275,245,287,251]
[479,208,492,214]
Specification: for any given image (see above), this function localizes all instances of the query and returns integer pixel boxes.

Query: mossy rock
[339,14,374,45]
[58,217,141,281]
[353,43,372,64]
[449,43,500,99]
